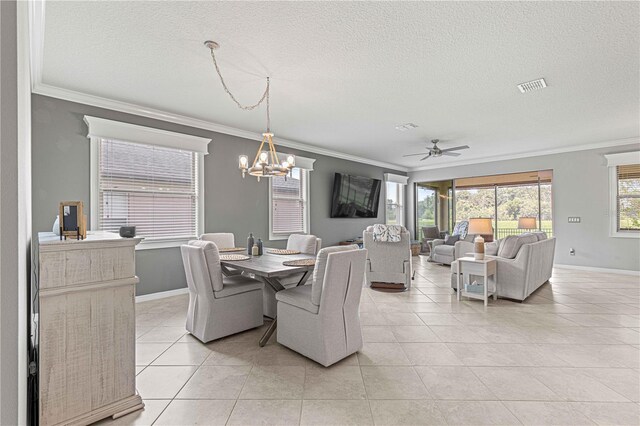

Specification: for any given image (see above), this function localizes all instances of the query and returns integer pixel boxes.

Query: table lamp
[517,217,537,231]
[468,218,493,260]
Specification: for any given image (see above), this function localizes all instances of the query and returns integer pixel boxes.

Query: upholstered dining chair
[286,233,322,255]
[180,240,263,343]
[262,233,322,318]
[200,232,235,248]
[276,245,366,367]
[200,232,242,275]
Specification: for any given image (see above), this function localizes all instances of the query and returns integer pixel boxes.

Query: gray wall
[31,94,405,295]
[1,1,19,423]
[407,144,640,271]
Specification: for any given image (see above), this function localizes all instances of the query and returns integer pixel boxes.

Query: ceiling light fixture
[517,78,547,93]
[204,40,294,181]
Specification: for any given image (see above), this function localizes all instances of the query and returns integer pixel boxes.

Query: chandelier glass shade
[205,40,294,181]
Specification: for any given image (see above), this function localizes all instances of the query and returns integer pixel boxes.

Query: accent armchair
[421,226,441,254]
[429,220,474,265]
[363,225,412,289]
[276,245,366,367]
[180,240,263,343]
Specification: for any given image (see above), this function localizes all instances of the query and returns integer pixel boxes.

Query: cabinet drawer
[39,246,135,289]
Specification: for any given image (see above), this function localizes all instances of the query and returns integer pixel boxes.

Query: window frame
[606,152,640,238]
[383,173,408,227]
[268,167,310,241]
[87,116,209,250]
[385,181,405,227]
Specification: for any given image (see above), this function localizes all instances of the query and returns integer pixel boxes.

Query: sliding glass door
[496,184,539,238]
[451,170,553,239]
[454,187,496,232]
[416,185,437,240]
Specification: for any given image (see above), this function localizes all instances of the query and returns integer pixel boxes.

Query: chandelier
[205,40,295,181]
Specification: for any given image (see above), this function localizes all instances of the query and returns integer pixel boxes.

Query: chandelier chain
[208,47,271,131]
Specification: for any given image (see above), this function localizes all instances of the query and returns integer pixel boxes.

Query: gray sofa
[451,233,556,301]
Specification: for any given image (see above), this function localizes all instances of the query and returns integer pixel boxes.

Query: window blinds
[98,139,198,240]
[617,164,640,231]
[271,168,305,235]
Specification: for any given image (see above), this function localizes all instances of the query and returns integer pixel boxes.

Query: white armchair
[181,240,263,343]
[363,226,412,289]
[276,245,366,367]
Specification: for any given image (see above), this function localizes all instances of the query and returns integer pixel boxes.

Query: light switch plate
[568,217,581,223]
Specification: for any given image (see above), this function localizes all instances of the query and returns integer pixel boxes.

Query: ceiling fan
[403,139,469,161]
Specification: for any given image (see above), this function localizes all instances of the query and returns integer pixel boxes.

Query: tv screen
[331,173,381,218]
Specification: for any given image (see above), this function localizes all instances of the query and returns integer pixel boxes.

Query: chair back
[317,248,367,352]
[362,226,411,273]
[181,240,224,295]
[422,226,440,240]
[287,234,321,255]
[200,232,235,248]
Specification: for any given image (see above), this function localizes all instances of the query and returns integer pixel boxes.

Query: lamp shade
[468,218,493,235]
[518,217,537,229]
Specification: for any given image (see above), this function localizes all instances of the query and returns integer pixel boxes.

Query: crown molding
[32,83,408,172]
[408,137,640,173]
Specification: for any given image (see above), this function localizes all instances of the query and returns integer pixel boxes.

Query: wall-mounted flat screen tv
[330,173,381,218]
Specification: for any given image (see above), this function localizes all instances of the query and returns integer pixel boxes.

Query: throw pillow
[444,234,460,246]
[532,231,547,241]
[452,221,469,239]
[485,241,499,256]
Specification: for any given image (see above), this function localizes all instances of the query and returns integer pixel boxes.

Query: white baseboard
[555,264,640,276]
[135,287,188,303]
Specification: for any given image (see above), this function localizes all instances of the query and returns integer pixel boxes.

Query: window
[86,116,210,249]
[606,152,640,237]
[270,167,309,239]
[384,173,408,226]
[385,182,403,226]
[616,164,640,231]
[97,139,200,243]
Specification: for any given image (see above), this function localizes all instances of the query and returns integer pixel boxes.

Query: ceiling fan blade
[420,153,432,161]
[439,145,469,152]
[441,151,461,157]
[403,152,428,157]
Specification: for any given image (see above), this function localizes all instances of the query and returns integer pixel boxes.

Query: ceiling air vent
[517,78,547,93]
[395,123,418,132]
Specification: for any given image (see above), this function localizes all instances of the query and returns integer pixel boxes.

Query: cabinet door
[39,292,93,425]
[39,284,136,425]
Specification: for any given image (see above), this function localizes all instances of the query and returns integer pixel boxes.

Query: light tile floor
[99,257,640,425]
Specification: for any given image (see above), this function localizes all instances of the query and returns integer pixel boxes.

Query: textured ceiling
[41,1,639,168]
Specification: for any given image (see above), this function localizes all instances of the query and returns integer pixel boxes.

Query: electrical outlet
[569,248,575,256]
[568,217,581,223]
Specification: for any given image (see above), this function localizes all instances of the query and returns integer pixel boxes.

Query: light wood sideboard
[36,232,144,426]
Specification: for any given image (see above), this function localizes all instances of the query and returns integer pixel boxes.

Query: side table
[456,256,497,306]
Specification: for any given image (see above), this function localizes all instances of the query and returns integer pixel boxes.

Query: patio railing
[495,228,553,239]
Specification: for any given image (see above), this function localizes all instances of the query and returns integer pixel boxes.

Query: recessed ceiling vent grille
[395,123,418,132]
[517,78,547,93]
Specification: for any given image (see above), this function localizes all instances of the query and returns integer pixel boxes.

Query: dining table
[219,250,316,346]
